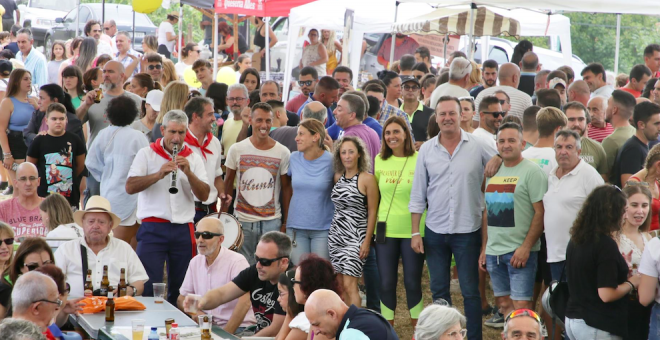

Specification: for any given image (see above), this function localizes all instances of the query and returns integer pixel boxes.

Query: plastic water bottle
[148,327,159,340]
[169,323,180,340]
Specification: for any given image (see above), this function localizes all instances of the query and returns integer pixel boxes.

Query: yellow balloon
[216,67,237,86]
[133,0,163,14]
[183,67,201,88]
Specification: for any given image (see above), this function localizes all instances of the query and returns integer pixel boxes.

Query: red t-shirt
[0,198,46,238]
[620,87,641,98]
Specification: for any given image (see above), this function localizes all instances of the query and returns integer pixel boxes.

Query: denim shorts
[486,251,538,301]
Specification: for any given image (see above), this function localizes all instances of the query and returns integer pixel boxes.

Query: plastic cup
[132,319,145,340]
[197,314,213,330]
[187,293,201,313]
[153,283,166,303]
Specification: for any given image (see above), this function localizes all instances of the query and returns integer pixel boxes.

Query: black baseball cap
[400,75,420,87]
[0,60,12,77]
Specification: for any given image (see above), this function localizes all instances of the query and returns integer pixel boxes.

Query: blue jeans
[565,318,622,340]
[486,251,538,300]
[549,261,566,282]
[240,219,282,265]
[424,227,482,340]
[363,246,381,312]
[649,303,660,340]
[286,228,329,265]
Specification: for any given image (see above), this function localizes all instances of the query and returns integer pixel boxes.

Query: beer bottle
[84,269,93,297]
[100,265,110,296]
[105,288,115,322]
[200,316,212,340]
[118,268,127,297]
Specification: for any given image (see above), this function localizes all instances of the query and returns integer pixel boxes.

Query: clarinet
[169,144,179,194]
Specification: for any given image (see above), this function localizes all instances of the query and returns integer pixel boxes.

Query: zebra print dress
[328,173,368,277]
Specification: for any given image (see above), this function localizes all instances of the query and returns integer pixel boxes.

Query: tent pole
[468,2,476,61]
[101,0,105,25]
[233,18,239,61]
[75,0,80,37]
[178,4,183,62]
[132,11,135,51]
[389,1,400,69]
[265,17,270,80]
[614,13,621,75]
[213,13,218,80]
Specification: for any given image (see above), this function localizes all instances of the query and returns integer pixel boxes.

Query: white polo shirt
[54,236,149,298]
[543,160,604,262]
[185,130,223,205]
[128,141,209,224]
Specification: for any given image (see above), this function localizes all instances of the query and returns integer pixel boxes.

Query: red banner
[214,0,316,17]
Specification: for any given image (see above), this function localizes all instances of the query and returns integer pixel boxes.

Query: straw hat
[73,196,121,230]
[168,11,180,20]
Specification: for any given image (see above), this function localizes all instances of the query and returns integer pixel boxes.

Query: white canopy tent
[398,0,660,15]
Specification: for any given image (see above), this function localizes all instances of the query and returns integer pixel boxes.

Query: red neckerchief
[150,138,193,160]
[44,329,56,340]
[184,130,213,160]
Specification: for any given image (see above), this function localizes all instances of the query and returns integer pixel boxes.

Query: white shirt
[471,127,496,149]
[54,236,149,298]
[474,85,533,121]
[640,237,660,303]
[158,21,176,52]
[185,130,223,205]
[128,140,209,224]
[430,83,470,109]
[522,146,558,177]
[46,223,83,248]
[592,84,615,99]
[97,40,114,57]
[289,312,310,333]
[543,160,604,262]
[175,62,191,80]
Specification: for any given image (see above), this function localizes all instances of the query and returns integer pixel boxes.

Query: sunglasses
[505,309,541,324]
[194,231,223,240]
[33,298,63,308]
[498,99,507,105]
[403,85,420,91]
[290,278,302,285]
[298,80,314,87]
[482,111,507,118]
[254,255,288,267]
[0,238,13,246]
[24,260,54,272]
[148,64,162,70]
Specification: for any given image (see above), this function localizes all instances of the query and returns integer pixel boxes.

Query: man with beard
[178,218,256,333]
[221,84,250,156]
[473,96,504,148]
[286,66,318,113]
[376,34,420,68]
[471,60,499,98]
[601,90,637,172]
[611,101,660,187]
[564,101,609,181]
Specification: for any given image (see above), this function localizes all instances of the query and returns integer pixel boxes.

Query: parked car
[17,0,77,49]
[44,3,157,59]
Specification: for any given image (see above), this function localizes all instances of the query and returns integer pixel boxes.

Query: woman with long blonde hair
[150,81,189,142]
[0,223,14,276]
[321,29,342,75]
[161,59,179,87]
[41,194,83,248]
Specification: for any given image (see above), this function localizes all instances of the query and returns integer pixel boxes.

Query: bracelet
[625,280,635,294]
[411,232,421,237]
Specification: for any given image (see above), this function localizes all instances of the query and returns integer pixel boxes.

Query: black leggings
[375,237,425,320]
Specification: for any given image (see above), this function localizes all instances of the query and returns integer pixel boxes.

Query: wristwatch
[128,285,137,297]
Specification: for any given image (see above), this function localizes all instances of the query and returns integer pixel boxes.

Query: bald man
[568,80,591,106]
[474,63,533,122]
[302,101,334,150]
[518,52,540,97]
[178,218,255,333]
[586,96,614,142]
[0,163,45,238]
[305,289,399,340]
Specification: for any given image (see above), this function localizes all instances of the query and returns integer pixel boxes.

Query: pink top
[179,246,256,327]
[286,93,309,114]
[0,197,46,238]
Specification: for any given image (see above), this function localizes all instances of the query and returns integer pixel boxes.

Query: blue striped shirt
[17,48,48,87]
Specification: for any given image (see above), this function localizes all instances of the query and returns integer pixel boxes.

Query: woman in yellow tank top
[322,30,342,76]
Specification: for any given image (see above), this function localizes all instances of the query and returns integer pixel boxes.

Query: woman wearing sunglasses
[0,237,54,319]
[565,185,639,340]
[0,223,13,277]
[414,304,467,340]
[35,264,84,339]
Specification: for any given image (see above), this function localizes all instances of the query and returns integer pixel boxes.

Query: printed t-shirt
[27,132,86,207]
[0,198,45,237]
[521,146,557,177]
[485,158,548,255]
[225,138,290,222]
[579,136,608,174]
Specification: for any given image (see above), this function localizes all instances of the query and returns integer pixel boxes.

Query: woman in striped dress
[329,136,379,307]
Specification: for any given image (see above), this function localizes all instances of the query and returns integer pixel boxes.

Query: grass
[392,263,503,340]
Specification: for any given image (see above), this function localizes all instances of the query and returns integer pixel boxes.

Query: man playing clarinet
[126,109,210,305]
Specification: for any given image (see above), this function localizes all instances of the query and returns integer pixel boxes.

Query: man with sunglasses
[114,31,142,78]
[473,96,504,149]
[286,66,318,114]
[502,309,543,340]
[0,163,46,238]
[11,271,61,333]
[184,231,293,337]
[399,76,433,149]
[178,218,256,334]
[143,53,163,83]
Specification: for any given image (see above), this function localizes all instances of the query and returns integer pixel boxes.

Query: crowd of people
[0,12,657,340]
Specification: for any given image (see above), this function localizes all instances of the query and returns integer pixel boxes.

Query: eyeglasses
[482,111,507,118]
[194,231,223,239]
[192,49,200,53]
[148,64,162,70]
[103,27,111,31]
[505,309,541,324]
[0,238,13,246]
[298,80,314,87]
[33,298,63,308]
[402,85,420,91]
[445,329,467,339]
[24,260,54,271]
[290,278,302,285]
[254,255,288,267]
[227,97,246,102]
[16,176,38,182]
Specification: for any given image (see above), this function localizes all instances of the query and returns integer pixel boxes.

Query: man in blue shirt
[15,28,47,87]
[297,76,339,128]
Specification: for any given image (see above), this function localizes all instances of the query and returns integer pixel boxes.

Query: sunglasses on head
[148,64,162,70]
[0,238,13,246]
[24,260,54,272]
[194,231,223,239]
[505,308,541,324]
[483,111,507,118]
[254,255,288,267]
[298,80,313,87]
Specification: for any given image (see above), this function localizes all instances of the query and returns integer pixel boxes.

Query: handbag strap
[80,244,88,289]
[383,156,409,222]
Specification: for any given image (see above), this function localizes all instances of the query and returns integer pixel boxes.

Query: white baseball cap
[145,90,164,111]
[548,77,567,89]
